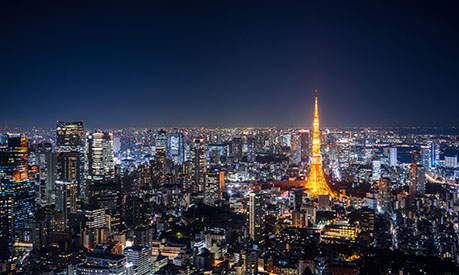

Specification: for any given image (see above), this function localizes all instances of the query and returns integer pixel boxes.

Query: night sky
[1,1,458,129]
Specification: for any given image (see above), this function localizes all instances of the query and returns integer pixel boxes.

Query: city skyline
[1,1,459,128]
[1,2,459,274]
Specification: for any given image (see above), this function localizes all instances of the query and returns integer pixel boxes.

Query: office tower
[290,133,301,164]
[372,160,381,182]
[207,143,229,166]
[168,131,184,164]
[430,140,440,168]
[282,132,292,148]
[0,134,29,182]
[192,138,207,192]
[55,180,78,229]
[230,137,243,162]
[156,129,167,148]
[85,132,115,185]
[56,121,85,194]
[305,93,334,197]
[299,130,310,160]
[155,147,167,184]
[0,134,35,263]
[389,147,397,167]
[421,146,431,168]
[409,164,426,197]
[249,193,263,242]
[87,181,121,230]
[445,155,458,168]
[34,142,57,205]
[56,121,85,149]
[204,171,224,205]
[378,177,390,212]
[113,136,121,155]
[337,139,351,170]
[84,207,107,229]
[123,246,152,275]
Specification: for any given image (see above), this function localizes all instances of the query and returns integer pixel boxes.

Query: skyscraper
[249,193,263,242]
[378,177,390,212]
[204,170,224,206]
[389,147,397,167]
[304,92,335,197]
[155,146,167,184]
[0,134,35,263]
[192,138,207,192]
[56,121,85,194]
[55,180,78,229]
[33,142,57,206]
[85,132,115,185]
[372,160,381,182]
[156,129,167,149]
[430,140,440,168]
[409,164,426,197]
[168,131,184,164]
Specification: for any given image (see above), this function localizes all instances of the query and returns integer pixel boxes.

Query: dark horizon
[1,1,459,129]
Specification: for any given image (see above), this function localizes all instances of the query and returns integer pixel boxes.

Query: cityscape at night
[1,1,459,275]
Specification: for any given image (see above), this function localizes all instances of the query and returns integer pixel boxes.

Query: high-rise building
[282,132,292,148]
[168,131,184,164]
[445,155,458,168]
[430,140,440,168]
[33,142,57,205]
[372,160,381,182]
[337,139,351,170]
[409,164,426,197]
[421,146,431,168]
[204,171,224,205]
[389,147,397,167]
[192,139,207,192]
[299,130,310,160]
[155,147,167,184]
[378,177,390,212]
[55,180,78,229]
[249,193,263,242]
[230,137,243,162]
[156,129,167,149]
[56,121,85,149]
[56,121,85,194]
[113,136,121,155]
[85,132,115,185]
[304,92,335,197]
[0,134,35,263]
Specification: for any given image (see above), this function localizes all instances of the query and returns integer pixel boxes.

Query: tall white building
[389,147,397,167]
[372,160,381,182]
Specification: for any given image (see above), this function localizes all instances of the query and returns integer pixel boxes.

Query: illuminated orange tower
[305,91,335,197]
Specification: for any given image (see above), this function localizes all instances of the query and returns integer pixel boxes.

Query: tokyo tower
[305,91,335,197]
